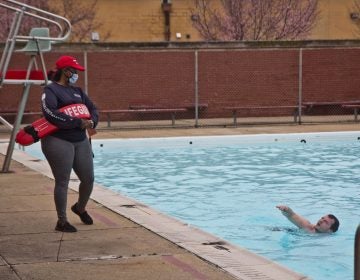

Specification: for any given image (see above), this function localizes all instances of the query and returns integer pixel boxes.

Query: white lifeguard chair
[0,0,72,172]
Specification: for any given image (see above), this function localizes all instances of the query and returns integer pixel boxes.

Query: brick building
[1,1,360,127]
[85,0,360,42]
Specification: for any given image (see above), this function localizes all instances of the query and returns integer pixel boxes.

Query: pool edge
[0,143,311,280]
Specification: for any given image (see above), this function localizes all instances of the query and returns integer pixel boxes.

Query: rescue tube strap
[23,125,40,143]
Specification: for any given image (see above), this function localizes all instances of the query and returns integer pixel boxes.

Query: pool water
[24,132,359,280]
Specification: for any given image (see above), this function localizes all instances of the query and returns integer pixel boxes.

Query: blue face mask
[69,73,78,84]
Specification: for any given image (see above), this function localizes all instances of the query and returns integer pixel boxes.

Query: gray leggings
[41,136,94,223]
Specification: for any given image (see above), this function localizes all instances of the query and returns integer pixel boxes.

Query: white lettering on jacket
[63,104,90,117]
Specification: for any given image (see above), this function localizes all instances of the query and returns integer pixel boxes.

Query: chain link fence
[92,46,360,130]
[1,43,360,131]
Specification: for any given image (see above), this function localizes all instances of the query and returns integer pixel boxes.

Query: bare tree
[190,0,319,41]
[351,0,360,36]
[50,0,110,42]
[0,0,109,42]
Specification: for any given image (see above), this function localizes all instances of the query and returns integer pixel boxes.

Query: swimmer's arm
[276,205,314,232]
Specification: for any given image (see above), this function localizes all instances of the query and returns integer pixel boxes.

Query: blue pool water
[24,132,359,280]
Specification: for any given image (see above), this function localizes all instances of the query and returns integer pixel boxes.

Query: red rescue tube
[15,103,90,146]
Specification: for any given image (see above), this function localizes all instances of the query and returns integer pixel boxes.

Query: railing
[356,224,360,280]
[0,0,71,173]
[0,0,72,85]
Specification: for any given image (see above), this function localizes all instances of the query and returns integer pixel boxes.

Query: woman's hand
[80,119,94,130]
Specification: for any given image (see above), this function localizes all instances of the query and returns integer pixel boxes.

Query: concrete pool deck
[1,122,359,280]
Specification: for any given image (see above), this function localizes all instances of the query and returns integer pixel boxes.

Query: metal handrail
[0,0,72,173]
[356,224,360,280]
[0,3,64,38]
[0,8,23,76]
[0,0,72,84]
[1,0,71,42]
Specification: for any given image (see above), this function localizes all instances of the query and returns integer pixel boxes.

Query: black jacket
[41,82,98,142]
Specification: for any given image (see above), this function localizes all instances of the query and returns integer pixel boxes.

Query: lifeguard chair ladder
[0,0,71,172]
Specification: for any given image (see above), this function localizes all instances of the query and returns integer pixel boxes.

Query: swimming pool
[25,132,358,280]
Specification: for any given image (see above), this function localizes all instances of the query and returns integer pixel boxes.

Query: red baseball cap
[55,55,85,71]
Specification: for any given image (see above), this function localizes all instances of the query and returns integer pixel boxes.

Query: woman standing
[41,55,98,232]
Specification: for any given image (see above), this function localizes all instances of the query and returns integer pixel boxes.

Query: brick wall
[1,43,360,122]
[302,48,360,101]
[87,51,195,109]
[198,49,299,117]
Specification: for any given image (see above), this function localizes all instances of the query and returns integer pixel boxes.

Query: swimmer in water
[276,205,339,233]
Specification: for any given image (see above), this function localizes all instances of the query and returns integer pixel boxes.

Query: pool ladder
[356,224,360,280]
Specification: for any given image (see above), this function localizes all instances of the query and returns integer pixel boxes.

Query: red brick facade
[1,42,360,122]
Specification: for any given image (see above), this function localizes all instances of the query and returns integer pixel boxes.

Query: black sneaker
[55,221,77,232]
[71,203,93,225]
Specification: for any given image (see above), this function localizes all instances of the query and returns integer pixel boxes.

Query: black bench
[303,101,360,113]
[225,105,302,127]
[99,108,187,127]
[342,104,360,122]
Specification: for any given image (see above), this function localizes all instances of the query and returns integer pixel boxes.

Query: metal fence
[91,45,360,130]
[1,42,360,130]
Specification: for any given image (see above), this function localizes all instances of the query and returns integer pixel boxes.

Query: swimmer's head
[315,214,339,233]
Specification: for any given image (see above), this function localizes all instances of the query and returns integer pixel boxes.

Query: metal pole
[355,224,360,280]
[298,48,303,124]
[84,51,88,95]
[36,40,49,85]
[194,50,199,128]
[1,9,24,86]
[0,116,13,130]
[0,10,20,77]
[2,83,32,172]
